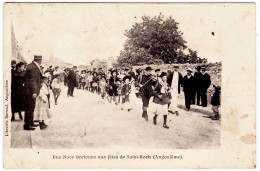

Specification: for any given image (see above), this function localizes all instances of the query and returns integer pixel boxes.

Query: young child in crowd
[152,72,170,129]
[51,74,61,105]
[99,76,107,99]
[92,72,98,93]
[33,74,52,129]
[121,76,132,111]
[211,85,221,120]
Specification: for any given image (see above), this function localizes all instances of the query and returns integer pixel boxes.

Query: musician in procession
[152,72,171,129]
[138,66,157,121]
[12,55,218,131]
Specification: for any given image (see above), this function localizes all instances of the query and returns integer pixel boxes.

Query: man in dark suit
[24,55,42,130]
[193,66,203,105]
[183,68,194,111]
[67,66,77,97]
[200,66,211,107]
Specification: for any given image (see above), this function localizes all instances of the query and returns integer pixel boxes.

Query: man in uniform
[24,55,43,130]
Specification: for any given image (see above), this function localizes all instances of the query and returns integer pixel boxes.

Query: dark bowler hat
[155,69,160,72]
[73,66,77,68]
[145,66,153,71]
[125,67,130,71]
[196,66,201,70]
[213,85,221,90]
[34,55,42,61]
[123,75,131,82]
[112,69,117,73]
[159,72,167,77]
[173,65,179,68]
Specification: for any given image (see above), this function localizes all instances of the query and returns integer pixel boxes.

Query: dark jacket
[153,81,171,105]
[11,70,26,112]
[139,74,157,98]
[121,83,131,96]
[109,76,120,88]
[194,72,203,89]
[211,90,220,105]
[24,62,42,95]
[183,75,195,93]
[201,73,211,90]
[68,70,77,87]
[167,71,183,94]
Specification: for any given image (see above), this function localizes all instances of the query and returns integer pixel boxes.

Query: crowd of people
[11,55,221,131]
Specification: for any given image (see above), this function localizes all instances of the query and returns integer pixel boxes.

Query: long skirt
[11,91,26,113]
[33,96,52,121]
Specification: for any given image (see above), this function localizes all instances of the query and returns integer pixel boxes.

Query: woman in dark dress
[11,62,26,121]
[108,70,120,104]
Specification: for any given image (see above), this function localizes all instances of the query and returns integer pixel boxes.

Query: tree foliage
[117,13,205,65]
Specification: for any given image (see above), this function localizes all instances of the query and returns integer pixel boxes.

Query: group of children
[72,66,221,124]
[75,68,136,111]
[33,65,221,130]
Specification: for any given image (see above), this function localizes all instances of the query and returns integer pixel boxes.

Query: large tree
[118,13,190,65]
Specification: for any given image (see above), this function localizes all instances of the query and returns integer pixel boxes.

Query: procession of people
[10,55,221,131]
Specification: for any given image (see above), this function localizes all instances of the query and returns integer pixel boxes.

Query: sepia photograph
[2,2,256,169]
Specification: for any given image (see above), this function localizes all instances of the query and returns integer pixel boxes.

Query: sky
[4,3,252,65]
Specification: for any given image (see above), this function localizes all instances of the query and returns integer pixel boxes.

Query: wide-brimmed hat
[186,68,192,72]
[159,72,167,77]
[145,66,153,71]
[123,76,132,82]
[155,69,160,72]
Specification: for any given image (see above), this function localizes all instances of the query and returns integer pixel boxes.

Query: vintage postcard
[3,2,256,169]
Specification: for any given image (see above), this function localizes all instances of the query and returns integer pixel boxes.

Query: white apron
[169,71,179,112]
